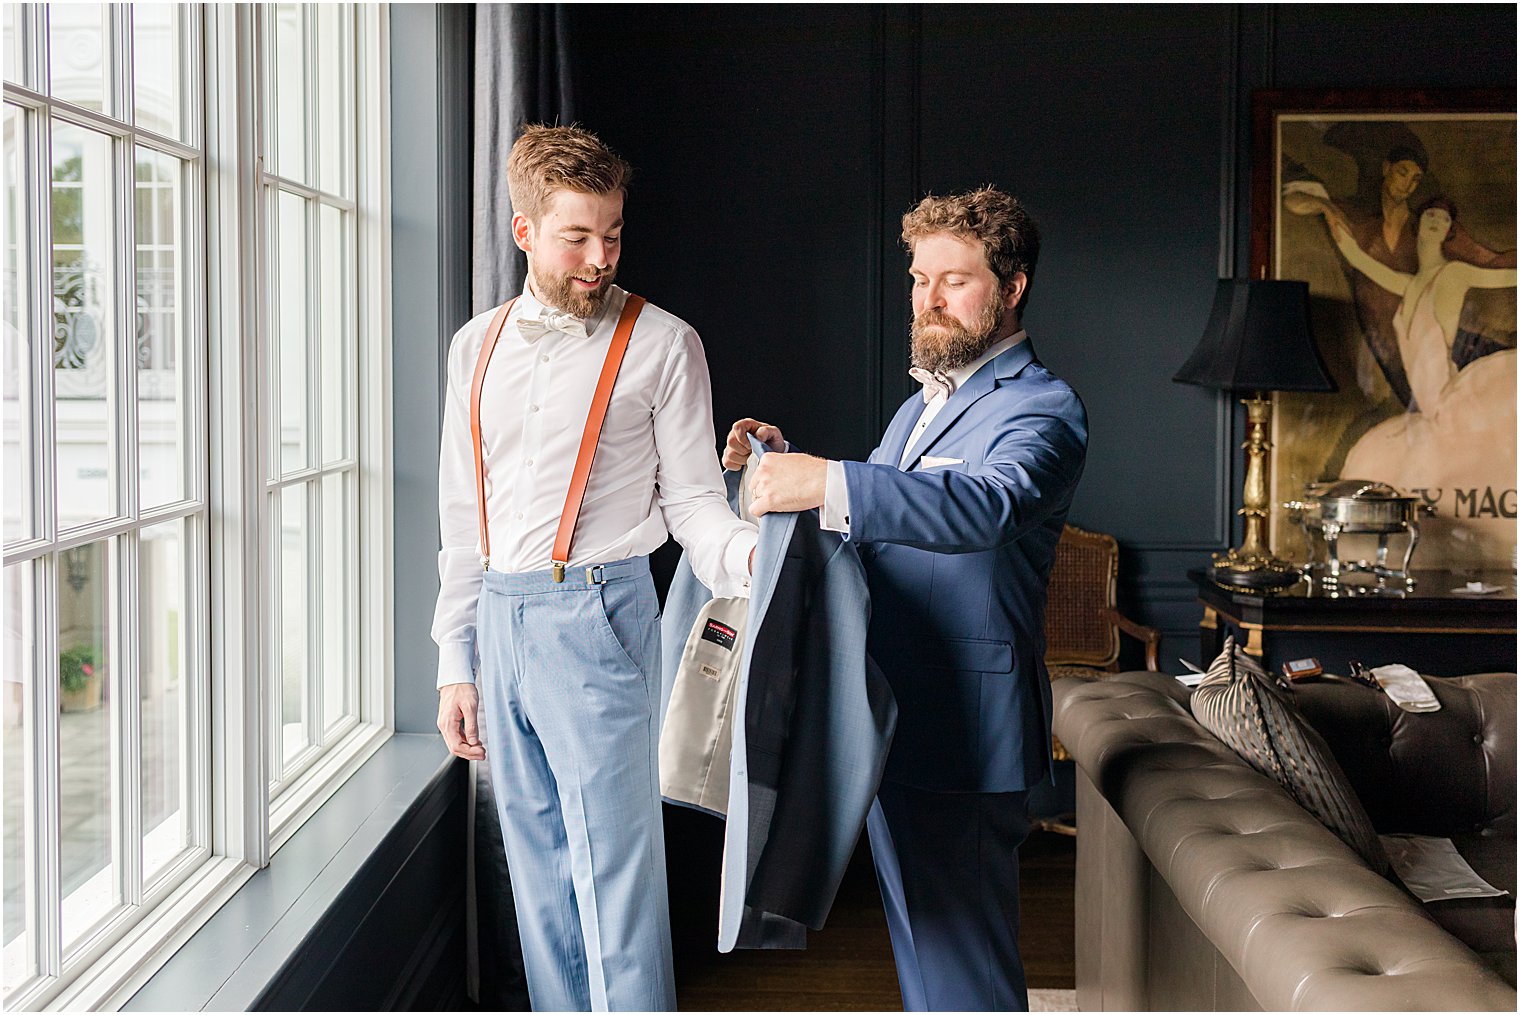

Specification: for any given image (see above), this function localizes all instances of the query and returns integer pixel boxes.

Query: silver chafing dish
[1284,480,1432,587]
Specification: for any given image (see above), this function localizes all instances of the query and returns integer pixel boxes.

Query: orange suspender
[469,298,517,572]
[468,294,648,581]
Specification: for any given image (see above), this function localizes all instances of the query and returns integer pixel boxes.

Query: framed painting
[1252,89,1517,573]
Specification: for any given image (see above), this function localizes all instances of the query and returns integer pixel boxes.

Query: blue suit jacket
[661,439,897,951]
[843,339,1087,793]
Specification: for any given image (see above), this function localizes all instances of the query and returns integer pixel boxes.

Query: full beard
[910,288,1004,375]
[532,262,617,318]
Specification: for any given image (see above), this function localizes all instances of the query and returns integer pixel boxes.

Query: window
[2,5,390,1009]
[259,2,364,811]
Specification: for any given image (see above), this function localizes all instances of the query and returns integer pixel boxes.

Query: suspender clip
[552,561,566,583]
[481,556,489,572]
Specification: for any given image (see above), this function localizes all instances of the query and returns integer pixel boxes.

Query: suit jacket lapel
[902,340,1039,469]
[876,395,926,467]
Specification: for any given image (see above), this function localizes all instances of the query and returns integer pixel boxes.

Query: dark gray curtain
[471,3,576,314]
[467,6,576,1009]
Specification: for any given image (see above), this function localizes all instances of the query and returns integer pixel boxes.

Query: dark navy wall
[558,3,1516,667]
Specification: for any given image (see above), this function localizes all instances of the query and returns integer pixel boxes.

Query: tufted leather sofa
[1053,670,1516,1011]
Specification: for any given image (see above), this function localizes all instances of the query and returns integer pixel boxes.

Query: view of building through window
[1,5,384,1008]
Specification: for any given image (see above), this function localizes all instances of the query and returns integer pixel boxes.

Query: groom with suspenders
[432,125,758,1012]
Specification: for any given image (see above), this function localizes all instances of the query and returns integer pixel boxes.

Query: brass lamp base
[1210,548,1302,590]
[1206,394,1303,592]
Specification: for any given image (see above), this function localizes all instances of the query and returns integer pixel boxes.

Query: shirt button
[516,512,524,520]
[526,459,534,468]
[541,355,550,363]
[529,404,540,412]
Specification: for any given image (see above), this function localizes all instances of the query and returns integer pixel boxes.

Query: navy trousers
[868,781,1034,1011]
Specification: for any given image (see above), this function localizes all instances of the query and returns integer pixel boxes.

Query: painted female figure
[1328,198,1517,566]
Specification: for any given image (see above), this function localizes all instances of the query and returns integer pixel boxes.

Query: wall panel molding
[876,5,922,430]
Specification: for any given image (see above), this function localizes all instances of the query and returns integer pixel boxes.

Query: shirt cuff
[820,459,851,534]
[436,639,477,689]
[712,526,759,599]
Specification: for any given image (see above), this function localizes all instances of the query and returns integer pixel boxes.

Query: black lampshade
[1173,279,1336,393]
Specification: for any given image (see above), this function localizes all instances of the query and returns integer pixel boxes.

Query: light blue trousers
[477,557,675,1012]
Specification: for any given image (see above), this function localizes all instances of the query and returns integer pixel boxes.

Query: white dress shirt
[821,331,1028,532]
[432,284,758,687]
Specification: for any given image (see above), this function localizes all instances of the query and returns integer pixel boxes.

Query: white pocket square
[919,456,964,469]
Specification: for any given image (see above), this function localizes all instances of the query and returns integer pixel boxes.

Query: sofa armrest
[1054,673,1516,1011]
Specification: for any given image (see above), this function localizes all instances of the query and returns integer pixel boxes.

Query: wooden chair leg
[1032,814,1077,837]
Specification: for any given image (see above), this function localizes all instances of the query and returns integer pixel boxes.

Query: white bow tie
[908,367,955,404]
[516,308,589,343]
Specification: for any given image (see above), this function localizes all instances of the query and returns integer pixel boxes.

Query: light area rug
[1029,987,1079,1012]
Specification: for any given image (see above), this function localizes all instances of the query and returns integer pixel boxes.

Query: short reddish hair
[902,186,1040,312]
[507,124,632,223]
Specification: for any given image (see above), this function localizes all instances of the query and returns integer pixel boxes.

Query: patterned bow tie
[516,308,589,343]
[908,367,955,404]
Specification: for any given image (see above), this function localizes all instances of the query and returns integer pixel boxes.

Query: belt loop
[586,564,607,585]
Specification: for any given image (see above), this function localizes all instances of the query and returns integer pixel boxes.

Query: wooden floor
[668,813,1076,1011]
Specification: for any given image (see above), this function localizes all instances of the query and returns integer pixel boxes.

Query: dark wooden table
[1189,569,1518,676]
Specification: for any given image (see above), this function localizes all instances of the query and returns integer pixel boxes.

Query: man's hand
[438,682,486,761]
[750,452,828,516]
[723,418,786,471]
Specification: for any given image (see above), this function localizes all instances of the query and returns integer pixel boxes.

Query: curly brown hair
[507,124,633,224]
[901,186,1040,312]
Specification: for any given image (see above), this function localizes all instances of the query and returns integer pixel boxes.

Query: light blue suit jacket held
[661,438,897,952]
[845,338,1087,793]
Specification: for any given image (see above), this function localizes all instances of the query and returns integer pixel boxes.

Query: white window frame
[2,5,392,1010]
[254,3,391,847]
[4,2,215,1005]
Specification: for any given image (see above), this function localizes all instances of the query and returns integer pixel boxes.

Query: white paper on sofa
[1370,664,1441,712]
[1380,834,1506,902]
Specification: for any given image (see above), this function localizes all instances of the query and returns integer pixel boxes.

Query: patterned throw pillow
[1190,636,1392,876]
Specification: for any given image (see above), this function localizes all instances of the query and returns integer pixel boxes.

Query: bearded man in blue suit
[725,187,1088,1011]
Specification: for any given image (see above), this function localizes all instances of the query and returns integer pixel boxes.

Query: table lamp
[1174,279,1336,590]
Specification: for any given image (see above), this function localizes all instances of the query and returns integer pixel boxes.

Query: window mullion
[184,161,208,512]
[356,2,391,729]
[35,557,61,985]
[110,126,199,163]
[112,2,146,915]
[30,23,54,555]
[111,3,131,123]
[118,534,143,912]
[305,200,321,748]
[186,507,210,864]
[302,3,315,190]
[181,8,212,871]
[262,182,283,790]
[115,140,137,531]
[28,50,64,988]
[204,1,268,869]
[184,6,204,152]
[32,3,49,97]
[267,486,282,789]
[306,476,319,749]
